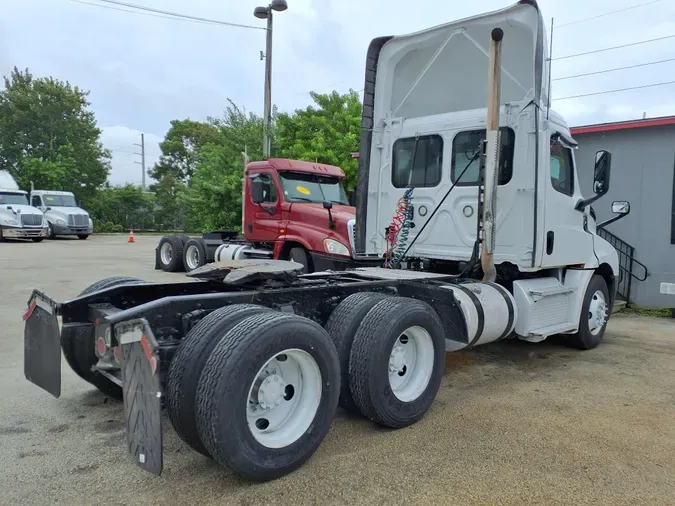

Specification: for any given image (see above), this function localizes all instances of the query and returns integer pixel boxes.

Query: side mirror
[593,150,612,195]
[46,207,51,211]
[347,190,356,207]
[251,179,264,204]
[597,200,630,231]
[323,201,333,210]
[612,200,630,215]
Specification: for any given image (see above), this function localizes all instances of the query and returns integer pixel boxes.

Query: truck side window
[550,137,574,196]
[450,127,515,186]
[255,173,277,203]
[31,196,41,207]
[392,135,443,188]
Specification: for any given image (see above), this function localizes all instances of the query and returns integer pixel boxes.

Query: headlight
[55,219,66,225]
[2,219,18,226]
[323,238,350,257]
[88,217,93,227]
[42,217,48,227]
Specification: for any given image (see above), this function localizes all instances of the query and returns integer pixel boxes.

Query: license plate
[118,319,163,476]
[23,291,62,398]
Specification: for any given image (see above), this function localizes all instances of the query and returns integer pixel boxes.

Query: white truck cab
[30,190,93,240]
[0,171,49,242]
[355,0,629,345]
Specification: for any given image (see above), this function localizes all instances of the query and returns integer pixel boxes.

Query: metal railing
[597,228,649,303]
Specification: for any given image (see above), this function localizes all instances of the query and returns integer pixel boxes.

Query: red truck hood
[283,202,355,252]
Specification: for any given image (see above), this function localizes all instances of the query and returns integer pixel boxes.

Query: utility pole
[254,0,288,159]
[133,133,146,190]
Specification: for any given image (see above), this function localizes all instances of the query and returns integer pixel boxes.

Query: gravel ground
[1,235,674,505]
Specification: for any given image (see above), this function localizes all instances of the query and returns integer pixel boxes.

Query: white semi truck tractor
[23,0,629,483]
[0,171,49,242]
[29,189,93,239]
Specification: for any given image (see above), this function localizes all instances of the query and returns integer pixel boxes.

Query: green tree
[87,184,155,231]
[275,90,361,188]
[0,67,111,200]
[149,119,221,182]
[150,173,185,231]
[179,143,244,232]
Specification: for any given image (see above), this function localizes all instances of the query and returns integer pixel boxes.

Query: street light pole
[254,0,287,159]
[263,13,273,158]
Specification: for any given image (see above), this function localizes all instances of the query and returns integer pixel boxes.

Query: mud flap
[23,291,61,398]
[117,319,163,476]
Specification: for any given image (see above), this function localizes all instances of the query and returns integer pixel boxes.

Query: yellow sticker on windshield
[46,197,54,201]
[296,186,311,195]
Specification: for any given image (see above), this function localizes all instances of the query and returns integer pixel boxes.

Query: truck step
[612,299,627,314]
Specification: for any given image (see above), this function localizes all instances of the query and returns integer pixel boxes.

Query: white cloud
[100,126,162,186]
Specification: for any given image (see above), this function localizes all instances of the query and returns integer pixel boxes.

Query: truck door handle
[546,231,554,255]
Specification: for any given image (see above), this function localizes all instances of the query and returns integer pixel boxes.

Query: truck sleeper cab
[30,190,93,240]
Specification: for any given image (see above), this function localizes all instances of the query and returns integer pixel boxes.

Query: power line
[553,57,675,81]
[554,80,675,101]
[553,33,675,61]
[74,0,265,30]
[71,0,214,25]
[557,0,664,28]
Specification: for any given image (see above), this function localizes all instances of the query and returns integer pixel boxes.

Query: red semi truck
[155,158,358,274]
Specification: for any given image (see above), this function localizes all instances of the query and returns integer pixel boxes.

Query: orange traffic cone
[128,230,135,243]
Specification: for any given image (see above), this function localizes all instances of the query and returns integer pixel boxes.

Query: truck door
[540,133,594,267]
[244,170,281,242]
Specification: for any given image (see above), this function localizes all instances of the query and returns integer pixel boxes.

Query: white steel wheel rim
[388,326,434,402]
[246,348,322,449]
[186,245,200,270]
[160,242,172,265]
[588,289,607,335]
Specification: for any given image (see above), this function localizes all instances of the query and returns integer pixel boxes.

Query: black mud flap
[23,290,61,398]
[118,319,163,476]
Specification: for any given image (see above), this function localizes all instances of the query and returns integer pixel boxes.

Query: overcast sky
[3,0,675,185]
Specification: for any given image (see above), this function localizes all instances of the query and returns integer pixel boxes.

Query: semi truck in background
[155,157,359,274]
[29,189,94,240]
[0,171,49,242]
[23,0,631,485]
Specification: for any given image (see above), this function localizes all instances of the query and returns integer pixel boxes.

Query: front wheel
[31,238,44,243]
[195,312,340,481]
[77,234,89,240]
[567,275,610,350]
[288,247,310,273]
[47,223,55,239]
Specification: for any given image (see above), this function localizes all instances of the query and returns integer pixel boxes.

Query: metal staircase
[597,228,649,304]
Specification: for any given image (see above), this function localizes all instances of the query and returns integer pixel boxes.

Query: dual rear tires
[157,234,195,272]
[166,308,340,481]
[166,294,446,481]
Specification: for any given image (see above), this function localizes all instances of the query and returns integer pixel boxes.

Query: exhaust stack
[481,27,504,283]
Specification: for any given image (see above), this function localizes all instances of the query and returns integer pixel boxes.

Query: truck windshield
[0,192,29,205]
[278,172,349,205]
[43,194,77,207]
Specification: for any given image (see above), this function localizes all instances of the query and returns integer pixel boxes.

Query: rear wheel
[61,276,146,400]
[166,304,272,456]
[195,312,340,481]
[288,247,310,273]
[349,297,445,428]
[157,235,185,272]
[183,238,206,272]
[325,292,392,413]
[567,275,610,350]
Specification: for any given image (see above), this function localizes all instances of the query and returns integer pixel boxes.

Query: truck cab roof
[247,158,346,179]
[30,190,75,197]
[0,188,27,194]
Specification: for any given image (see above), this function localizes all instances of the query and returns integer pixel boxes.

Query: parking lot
[1,234,674,505]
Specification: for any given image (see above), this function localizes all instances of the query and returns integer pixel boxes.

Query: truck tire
[195,312,340,482]
[61,276,146,400]
[324,292,392,414]
[183,238,207,272]
[166,304,273,457]
[178,234,191,245]
[77,234,89,240]
[31,238,44,243]
[567,275,610,350]
[348,297,445,429]
[288,247,310,273]
[47,223,56,239]
[157,235,185,272]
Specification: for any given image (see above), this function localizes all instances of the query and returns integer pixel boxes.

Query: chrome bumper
[3,227,49,238]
